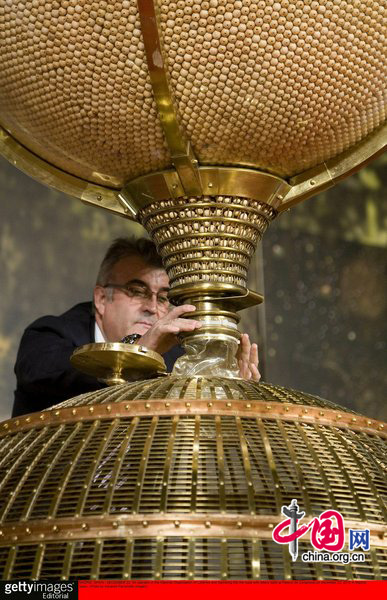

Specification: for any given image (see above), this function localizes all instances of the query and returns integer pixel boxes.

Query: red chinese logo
[273,508,345,552]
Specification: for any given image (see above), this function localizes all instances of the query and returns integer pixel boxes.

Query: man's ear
[93,286,107,317]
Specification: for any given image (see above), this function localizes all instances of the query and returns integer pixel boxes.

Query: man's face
[94,256,170,341]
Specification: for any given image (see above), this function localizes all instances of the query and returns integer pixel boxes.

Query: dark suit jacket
[13,302,183,417]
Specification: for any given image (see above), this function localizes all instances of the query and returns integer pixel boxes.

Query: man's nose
[143,294,158,313]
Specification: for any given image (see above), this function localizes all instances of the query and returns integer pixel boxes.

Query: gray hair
[96,237,164,286]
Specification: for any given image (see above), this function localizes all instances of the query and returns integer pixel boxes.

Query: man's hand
[237,333,261,381]
[139,305,201,355]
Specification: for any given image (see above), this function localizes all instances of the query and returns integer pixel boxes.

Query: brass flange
[71,343,166,385]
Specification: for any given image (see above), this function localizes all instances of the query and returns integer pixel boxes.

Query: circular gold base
[70,343,166,385]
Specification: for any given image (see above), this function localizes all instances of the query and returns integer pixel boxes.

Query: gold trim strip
[1,515,383,546]
[121,166,289,210]
[136,0,201,196]
[256,419,283,515]
[123,538,134,579]
[61,541,74,580]
[188,538,195,579]
[1,400,385,438]
[0,125,131,217]
[251,539,260,579]
[3,545,16,579]
[282,123,387,210]
[190,416,201,513]
[221,538,228,579]
[155,538,163,579]
[91,540,103,580]
[160,416,178,513]
[132,416,158,514]
[215,417,226,513]
[236,417,255,516]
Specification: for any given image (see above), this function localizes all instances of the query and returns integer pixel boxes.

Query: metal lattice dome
[0,377,386,580]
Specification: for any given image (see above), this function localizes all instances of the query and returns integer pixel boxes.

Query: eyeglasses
[103,283,170,307]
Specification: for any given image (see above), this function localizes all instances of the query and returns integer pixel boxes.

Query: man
[13,238,259,417]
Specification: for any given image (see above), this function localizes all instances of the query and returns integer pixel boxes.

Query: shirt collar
[94,322,106,343]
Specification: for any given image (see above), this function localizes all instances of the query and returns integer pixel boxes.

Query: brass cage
[0,378,385,580]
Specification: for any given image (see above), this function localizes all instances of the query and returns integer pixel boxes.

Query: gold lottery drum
[0,378,386,580]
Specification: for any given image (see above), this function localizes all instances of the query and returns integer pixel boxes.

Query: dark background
[0,154,385,421]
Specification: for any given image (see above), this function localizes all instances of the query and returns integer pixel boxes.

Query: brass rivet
[165,402,170,408]
[208,402,213,408]
[336,414,342,419]
[15,420,19,426]
[25,528,31,534]
[125,404,130,410]
[379,424,384,430]
[265,405,271,410]
[245,403,251,409]
[26,417,31,422]
[226,402,232,408]
[302,409,308,414]
[268,524,274,529]
[112,522,118,529]
[106,405,112,412]
[71,409,77,416]
[39,414,45,420]
[82,523,89,531]
[12,535,18,541]
[96,194,102,201]
[39,533,45,539]
[142,521,148,528]
[285,406,290,412]
[174,521,180,528]
[145,403,151,409]
[319,411,324,416]
[237,521,243,529]
[53,525,59,532]
[3,423,8,429]
[54,411,60,416]
[208,182,213,188]
[367,420,372,426]
[310,179,316,186]
[205,521,211,528]
[186,402,191,408]
[89,407,94,413]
